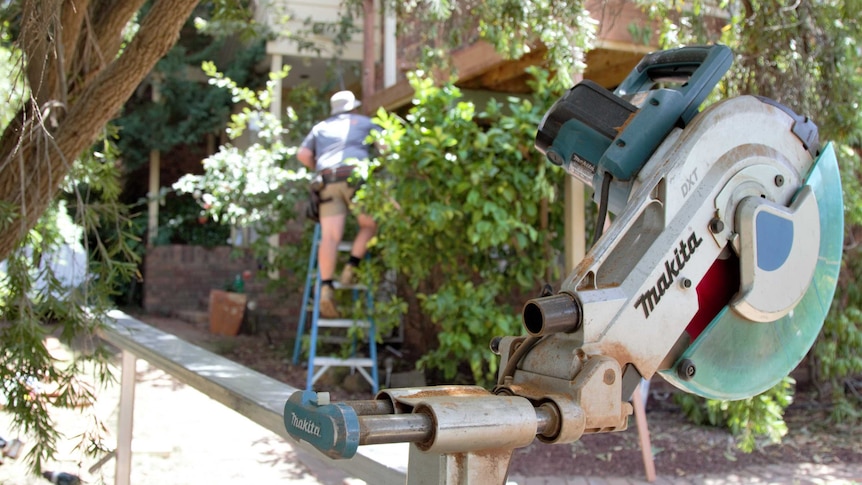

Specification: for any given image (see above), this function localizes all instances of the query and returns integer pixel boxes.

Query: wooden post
[383,5,396,88]
[146,83,161,247]
[362,0,376,106]
[563,71,586,273]
[115,350,137,485]
[268,54,284,279]
[564,177,586,273]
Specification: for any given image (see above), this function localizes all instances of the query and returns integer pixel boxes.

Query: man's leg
[351,212,377,259]
[318,213,346,282]
[340,212,377,286]
[317,180,348,318]
[318,213,345,318]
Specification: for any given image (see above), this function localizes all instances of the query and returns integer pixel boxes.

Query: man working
[297,90,379,318]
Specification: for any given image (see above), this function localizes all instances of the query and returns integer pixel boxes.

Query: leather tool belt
[317,165,355,183]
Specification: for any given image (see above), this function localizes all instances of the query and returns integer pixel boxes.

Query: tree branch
[20,0,59,106]
[68,0,148,95]
[0,0,201,260]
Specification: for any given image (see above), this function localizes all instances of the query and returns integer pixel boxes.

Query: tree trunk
[0,0,200,260]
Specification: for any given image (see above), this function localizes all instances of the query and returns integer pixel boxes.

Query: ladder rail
[292,223,321,364]
[294,223,379,393]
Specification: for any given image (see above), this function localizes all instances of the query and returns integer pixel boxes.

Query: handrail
[100,310,407,485]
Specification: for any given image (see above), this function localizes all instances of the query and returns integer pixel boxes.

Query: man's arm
[297,146,315,170]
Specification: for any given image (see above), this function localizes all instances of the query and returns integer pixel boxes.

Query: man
[297,90,379,318]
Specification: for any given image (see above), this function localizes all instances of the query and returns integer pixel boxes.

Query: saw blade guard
[660,142,844,400]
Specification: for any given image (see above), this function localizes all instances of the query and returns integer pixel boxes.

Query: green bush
[360,69,568,385]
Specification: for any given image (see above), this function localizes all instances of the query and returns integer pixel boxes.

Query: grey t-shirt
[300,113,380,171]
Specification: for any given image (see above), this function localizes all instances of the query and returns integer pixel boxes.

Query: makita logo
[634,232,704,318]
[290,413,322,437]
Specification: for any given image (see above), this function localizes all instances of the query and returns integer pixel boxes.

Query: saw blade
[660,142,843,400]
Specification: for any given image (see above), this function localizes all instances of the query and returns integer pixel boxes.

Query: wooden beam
[100,311,408,485]
[483,48,547,83]
[367,40,658,112]
[366,78,414,113]
[450,41,507,83]
[584,49,645,88]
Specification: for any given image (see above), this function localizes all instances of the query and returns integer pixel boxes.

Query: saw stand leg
[406,444,514,485]
[633,379,656,482]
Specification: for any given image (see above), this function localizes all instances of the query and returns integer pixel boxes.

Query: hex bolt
[709,218,724,234]
[677,359,696,381]
[774,174,785,187]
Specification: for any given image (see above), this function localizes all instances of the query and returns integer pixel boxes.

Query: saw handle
[615,44,732,125]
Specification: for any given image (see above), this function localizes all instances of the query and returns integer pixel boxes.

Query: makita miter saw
[283,45,844,483]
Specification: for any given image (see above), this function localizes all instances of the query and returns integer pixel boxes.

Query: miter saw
[283,45,844,483]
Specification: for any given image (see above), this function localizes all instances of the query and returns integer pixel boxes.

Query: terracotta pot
[209,289,247,336]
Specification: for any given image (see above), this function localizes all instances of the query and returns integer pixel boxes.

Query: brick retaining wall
[143,244,302,333]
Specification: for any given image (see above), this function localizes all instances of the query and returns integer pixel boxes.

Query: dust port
[522,293,581,336]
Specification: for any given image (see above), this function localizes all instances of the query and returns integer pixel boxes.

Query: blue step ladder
[292,224,379,393]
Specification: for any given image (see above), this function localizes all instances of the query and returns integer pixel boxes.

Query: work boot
[339,264,356,287]
[319,285,340,318]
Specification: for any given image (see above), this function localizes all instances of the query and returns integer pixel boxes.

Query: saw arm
[283,45,843,483]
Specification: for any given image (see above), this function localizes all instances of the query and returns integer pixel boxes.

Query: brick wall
[143,244,303,333]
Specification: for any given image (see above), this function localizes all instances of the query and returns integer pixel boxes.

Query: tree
[0,0,203,260]
[0,0,242,473]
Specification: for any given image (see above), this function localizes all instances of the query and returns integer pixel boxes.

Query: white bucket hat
[330,90,361,115]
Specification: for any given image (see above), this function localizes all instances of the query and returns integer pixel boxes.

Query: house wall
[143,244,304,333]
[257,0,379,61]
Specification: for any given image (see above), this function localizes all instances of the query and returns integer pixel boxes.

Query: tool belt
[307,166,357,222]
[317,165,355,183]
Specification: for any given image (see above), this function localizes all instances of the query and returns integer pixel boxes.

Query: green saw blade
[660,142,843,400]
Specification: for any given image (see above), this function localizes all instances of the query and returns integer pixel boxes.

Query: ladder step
[313,356,375,367]
[317,318,372,328]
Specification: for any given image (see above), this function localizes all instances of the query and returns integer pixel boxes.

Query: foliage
[115,10,267,173]
[640,0,862,447]
[676,377,794,452]
[0,22,24,128]
[173,62,308,231]
[375,0,596,84]
[196,0,268,40]
[0,132,139,473]
[473,0,597,80]
[111,3,269,264]
[149,191,232,247]
[359,68,567,385]
[0,0,258,475]
[170,63,330,292]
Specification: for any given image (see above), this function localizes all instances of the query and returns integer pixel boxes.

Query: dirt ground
[134,312,862,480]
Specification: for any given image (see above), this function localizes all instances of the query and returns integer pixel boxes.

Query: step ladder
[292,223,379,393]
